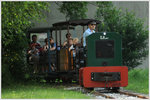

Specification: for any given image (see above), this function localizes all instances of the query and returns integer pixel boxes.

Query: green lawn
[124,68,149,94]
[2,68,148,98]
[2,83,91,99]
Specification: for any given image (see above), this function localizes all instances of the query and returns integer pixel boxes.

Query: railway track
[87,88,149,99]
[84,88,115,99]
[64,85,149,99]
[118,90,149,99]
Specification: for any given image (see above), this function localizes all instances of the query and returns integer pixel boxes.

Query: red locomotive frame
[79,66,128,88]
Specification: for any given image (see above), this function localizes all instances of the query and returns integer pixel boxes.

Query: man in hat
[83,21,96,47]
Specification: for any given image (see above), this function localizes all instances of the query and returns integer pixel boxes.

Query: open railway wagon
[28,26,75,82]
[51,19,102,83]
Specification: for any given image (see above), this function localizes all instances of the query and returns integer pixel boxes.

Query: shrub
[58,2,88,20]
[96,2,148,69]
[2,2,50,86]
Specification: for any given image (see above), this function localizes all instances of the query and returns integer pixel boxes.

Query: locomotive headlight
[100,32,109,39]
[103,32,106,35]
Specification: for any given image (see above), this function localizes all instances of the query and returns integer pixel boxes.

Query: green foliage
[2,1,50,85]
[58,2,88,20]
[2,83,91,99]
[96,2,148,69]
[125,68,149,94]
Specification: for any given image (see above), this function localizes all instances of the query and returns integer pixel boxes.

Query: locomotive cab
[87,32,122,66]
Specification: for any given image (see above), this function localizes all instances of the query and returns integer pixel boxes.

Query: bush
[96,2,148,69]
[58,2,88,20]
[2,2,50,86]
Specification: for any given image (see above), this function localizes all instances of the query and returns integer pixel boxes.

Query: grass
[2,68,148,98]
[2,82,91,99]
[124,68,149,94]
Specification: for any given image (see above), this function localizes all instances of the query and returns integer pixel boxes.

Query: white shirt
[83,28,95,47]
[69,45,74,51]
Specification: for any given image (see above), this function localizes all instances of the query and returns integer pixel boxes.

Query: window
[96,40,114,58]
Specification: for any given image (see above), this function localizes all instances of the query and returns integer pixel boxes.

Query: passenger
[50,38,56,51]
[28,35,41,73]
[43,38,48,51]
[73,38,79,46]
[43,38,56,72]
[83,21,96,47]
[28,44,40,73]
[73,37,82,48]
[69,38,77,67]
[41,38,49,73]
[68,38,74,51]
[50,38,57,71]
[30,35,42,51]
[63,33,72,47]
[43,38,56,51]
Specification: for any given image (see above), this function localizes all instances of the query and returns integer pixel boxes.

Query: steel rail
[92,91,115,99]
[118,90,149,99]
[83,88,115,99]
[64,85,149,99]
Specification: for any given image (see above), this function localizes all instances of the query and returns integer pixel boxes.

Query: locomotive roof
[28,26,75,33]
[53,19,101,27]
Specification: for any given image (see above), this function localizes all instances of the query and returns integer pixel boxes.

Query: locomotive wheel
[62,78,67,83]
[86,88,94,91]
[105,87,111,90]
[112,87,120,92]
[50,79,56,83]
[45,77,56,83]
[62,78,72,83]
[45,78,51,83]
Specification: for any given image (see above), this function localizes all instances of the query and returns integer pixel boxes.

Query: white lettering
[100,36,109,39]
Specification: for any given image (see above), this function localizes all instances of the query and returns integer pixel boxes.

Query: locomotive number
[100,36,109,39]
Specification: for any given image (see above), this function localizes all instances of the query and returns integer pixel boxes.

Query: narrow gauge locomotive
[28,19,128,90]
[79,32,128,90]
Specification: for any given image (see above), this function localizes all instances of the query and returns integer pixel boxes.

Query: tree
[58,2,88,20]
[96,2,148,69]
[2,1,50,85]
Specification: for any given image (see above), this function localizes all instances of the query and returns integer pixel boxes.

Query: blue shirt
[83,28,95,47]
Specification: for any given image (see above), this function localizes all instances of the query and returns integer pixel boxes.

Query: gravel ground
[95,87,148,99]
[95,92,141,99]
[64,86,149,99]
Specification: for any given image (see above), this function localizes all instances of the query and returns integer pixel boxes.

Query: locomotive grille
[91,72,121,81]
[96,40,114,58]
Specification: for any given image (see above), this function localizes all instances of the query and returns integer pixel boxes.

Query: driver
[83,21,96,47]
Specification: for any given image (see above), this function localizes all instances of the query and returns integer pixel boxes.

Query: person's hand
[28,50,31,54]
[43,46,48,51]
[63,41,67,46]
[43,48,47,51]
[34,50,38,54]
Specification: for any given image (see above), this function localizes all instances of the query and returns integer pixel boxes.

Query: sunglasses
[91,24,96,26]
